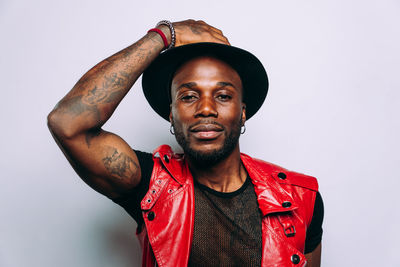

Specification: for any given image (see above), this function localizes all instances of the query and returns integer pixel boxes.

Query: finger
[223,36,231,45]
[203,24,224,36]
[195,20,224,35]
[209,33,230,45]
[210,31,230,43]
[209,26,223,36]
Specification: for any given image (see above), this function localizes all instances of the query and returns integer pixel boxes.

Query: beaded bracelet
[156,20,176,50]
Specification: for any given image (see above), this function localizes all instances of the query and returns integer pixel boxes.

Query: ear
[241,103,246,126]
[169,105,173,124]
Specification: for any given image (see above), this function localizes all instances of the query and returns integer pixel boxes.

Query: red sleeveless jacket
[138,145,318,267]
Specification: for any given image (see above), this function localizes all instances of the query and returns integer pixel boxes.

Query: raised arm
[305,243,321,267]
[47,20,229,199]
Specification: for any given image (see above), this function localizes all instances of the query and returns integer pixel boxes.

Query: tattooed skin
[189,25,202,35]
[102,147,138,180]
[84,85,108,104]
[85,129,101,148]
[50,34,163,145]
[82,72,128,105]
[58,95,101,121]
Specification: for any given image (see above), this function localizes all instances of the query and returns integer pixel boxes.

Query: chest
[189,182,263,266]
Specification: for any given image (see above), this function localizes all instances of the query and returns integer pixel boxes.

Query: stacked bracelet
[156,20,176,50]
[148,28,169,49]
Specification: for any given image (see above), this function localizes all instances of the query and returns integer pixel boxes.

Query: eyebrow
[177,82,197,91]
[216,81,236,89]
[176,81,237,91]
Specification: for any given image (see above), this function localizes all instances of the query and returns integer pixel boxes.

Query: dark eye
[216,94,232,101]
[180,94,197,102]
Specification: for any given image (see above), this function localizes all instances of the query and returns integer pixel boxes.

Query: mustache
[188,120,225,131]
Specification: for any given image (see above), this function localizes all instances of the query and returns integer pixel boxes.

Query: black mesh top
[113,150,323,265]
[189,176,262,266]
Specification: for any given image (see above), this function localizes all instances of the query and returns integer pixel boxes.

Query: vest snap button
[163,155,170,163]
[282,201,292,208]
[147,211,155,221]
[278,172,287,179]
[291,254,300,264]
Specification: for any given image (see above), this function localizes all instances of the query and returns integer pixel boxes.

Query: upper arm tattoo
[102,146,138,181]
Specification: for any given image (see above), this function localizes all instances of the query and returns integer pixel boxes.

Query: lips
[190,123,223,140]
[190,124,223,132]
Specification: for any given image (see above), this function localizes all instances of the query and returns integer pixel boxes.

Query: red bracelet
[148,28,169,49]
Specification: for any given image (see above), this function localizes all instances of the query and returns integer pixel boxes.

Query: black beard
[174,118,242,167]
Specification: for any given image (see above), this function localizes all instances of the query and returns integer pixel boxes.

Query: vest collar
[153,145,187,185]
[153,145,298,216]
[241,153,299,216]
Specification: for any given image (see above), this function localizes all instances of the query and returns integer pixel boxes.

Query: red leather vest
[138,145,318,267]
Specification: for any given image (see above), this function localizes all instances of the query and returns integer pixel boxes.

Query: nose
[194,96,218,118]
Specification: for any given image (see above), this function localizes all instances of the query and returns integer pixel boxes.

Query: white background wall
[1,0,399,266]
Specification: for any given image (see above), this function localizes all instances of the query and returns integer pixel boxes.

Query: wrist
[148,20,176,51]
[156,20,175,49]
[156,25,172,45]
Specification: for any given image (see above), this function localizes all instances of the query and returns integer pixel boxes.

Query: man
[48,19,323,266]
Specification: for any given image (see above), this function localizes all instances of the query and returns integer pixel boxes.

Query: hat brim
[142,42,268,121]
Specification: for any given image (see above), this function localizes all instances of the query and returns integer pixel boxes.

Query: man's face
[170,56,246,165]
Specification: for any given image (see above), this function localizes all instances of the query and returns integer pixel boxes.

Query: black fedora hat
[142,42,268,121]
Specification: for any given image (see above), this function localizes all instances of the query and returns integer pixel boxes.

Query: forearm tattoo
[82,72,129,105]
[59,95,101,119]
[58,36,160,121]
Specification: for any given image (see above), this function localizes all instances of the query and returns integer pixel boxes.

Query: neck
[186,145,247,193]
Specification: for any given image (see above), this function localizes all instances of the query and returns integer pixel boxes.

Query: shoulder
[150,145,188,184]
[241,153,318,192]
[152,144,184,160]
[242,153,319,226]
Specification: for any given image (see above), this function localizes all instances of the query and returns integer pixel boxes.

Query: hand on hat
[172,19,230,47]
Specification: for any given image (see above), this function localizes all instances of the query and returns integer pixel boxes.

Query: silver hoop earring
[170,125,175,135]
[241,125,246,134]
